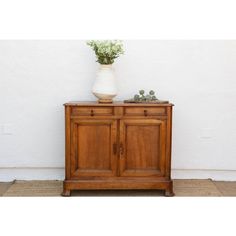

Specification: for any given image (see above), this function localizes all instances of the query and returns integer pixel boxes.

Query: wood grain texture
[62,102,174,197]
[71,107,114,116]
[64,101,174,107]
[65,106,71,180]
[70,119,117,178]
[124,107,166,116]
[119,119,166,177]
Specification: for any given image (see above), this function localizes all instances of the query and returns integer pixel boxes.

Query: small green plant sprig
[87,40,124,65]
[134,90,157,102]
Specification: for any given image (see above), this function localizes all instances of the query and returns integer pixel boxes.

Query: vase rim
[100,64,113,68]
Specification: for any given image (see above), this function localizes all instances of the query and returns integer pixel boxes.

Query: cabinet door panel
[70,119,117,177]
[119,119,166,177]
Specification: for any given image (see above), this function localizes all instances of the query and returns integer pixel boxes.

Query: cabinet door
[119,119,166,177]
[70,119,118,178]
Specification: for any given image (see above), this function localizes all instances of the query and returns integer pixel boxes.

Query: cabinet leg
[165,182,174,197]
[61,189,71,197]
[165,189,174,197]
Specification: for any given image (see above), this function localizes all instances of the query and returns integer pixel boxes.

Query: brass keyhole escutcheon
[120,143,124,156]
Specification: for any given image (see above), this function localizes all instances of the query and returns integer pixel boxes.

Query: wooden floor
[0,179,236,197]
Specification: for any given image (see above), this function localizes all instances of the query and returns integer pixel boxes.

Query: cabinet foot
[61,189,71,197]
[165,189,174,197]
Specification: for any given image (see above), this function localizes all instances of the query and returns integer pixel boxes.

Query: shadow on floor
[71,189,165,197]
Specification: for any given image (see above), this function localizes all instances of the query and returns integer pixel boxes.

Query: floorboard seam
[0,182,13,196]
[212,181,224,196]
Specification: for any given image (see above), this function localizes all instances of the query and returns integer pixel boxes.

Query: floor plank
[214,181,236,196]
[0,182,13,196]
[173,179,222,196]
[3,180,62,197]
[2,179,236,197]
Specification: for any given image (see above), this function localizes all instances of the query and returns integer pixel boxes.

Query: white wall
[1,40,236,181]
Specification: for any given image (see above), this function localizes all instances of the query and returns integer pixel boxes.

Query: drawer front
[124,107,166,116]
[71,107,114,116]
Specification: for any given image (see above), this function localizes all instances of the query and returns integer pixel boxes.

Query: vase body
[92,64,117,103]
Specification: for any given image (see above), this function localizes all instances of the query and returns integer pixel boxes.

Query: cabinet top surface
[64,101,174,107]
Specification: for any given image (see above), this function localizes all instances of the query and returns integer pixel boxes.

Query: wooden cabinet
[63,102,174,196]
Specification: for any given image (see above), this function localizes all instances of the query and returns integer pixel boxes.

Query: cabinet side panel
[65,106,71,180]
[166,106,173,179]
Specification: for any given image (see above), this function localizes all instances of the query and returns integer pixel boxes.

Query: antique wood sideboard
[62,101,174,196]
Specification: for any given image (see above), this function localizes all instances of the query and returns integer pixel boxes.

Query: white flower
[87,40,124,65]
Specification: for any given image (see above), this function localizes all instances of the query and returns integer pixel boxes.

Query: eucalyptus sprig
[87,40,124,65]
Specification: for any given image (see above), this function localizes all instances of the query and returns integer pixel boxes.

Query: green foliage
[87,40,124,65]
[149,90,155,95]
[134,94,140,101]
[133,90,158,102]
[139,90,145,95]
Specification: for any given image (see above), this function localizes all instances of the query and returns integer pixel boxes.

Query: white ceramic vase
[92,64,117,103]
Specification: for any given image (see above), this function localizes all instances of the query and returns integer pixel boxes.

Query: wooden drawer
[124,107,166,116]
[71,107,114,116]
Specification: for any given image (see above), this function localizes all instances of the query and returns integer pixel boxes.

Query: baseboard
[1,168,236,182]
[172,169,236,181]
[0,167,64,182]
